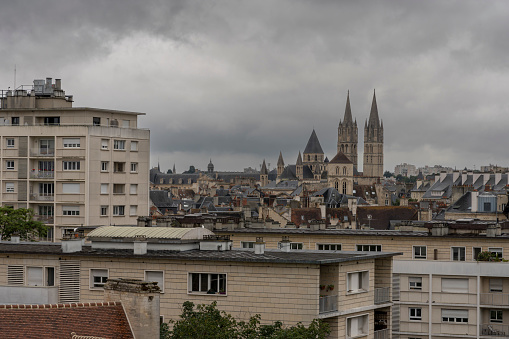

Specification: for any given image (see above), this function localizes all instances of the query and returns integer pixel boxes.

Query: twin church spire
[338,90,383,178]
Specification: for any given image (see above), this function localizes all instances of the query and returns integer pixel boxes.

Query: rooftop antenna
[14,65,16,90]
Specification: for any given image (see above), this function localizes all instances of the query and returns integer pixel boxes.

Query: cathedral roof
[303,129,324,154]
[260,160,268,175]
[296,151,303,165]
[329,151,353,164]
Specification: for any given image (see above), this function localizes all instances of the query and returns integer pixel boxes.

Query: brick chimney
[104,278,160,339]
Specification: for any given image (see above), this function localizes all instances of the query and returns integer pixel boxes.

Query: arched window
[315,155,318,161]
[336,167,339,175]
[335,181,339,190]
[343,166,347,175]
[342,181,347,194]
[345,145,348,153]
[341,145,344,152]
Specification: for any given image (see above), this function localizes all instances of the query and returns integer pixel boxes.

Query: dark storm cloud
[2,0,509,172]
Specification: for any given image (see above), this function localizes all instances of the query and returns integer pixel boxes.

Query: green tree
[166,301,330,339]
[0,207,48,241]
[183,165,196,174]
[383,171,393,178]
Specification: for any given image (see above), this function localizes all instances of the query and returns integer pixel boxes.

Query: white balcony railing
[375,287,391,304]
[30,148,55,157]
[33,215,54,224]
[319,295,338,314]
[30,193,54,201]
[374,328,390,339]
[30,171,54,179]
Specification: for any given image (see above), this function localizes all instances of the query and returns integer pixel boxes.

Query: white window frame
[409,307,422,321]
[356,244,382,252]
[317,244,342,251]
[63,161,80,171]
[188,272,227,295]
[347,270,369,294]
[451,247,466,261]
[241,241,255,249]
[100,183,109,195]
[130,205,137,216]
[6,138,14,148]
[62,183,80,194]
[441,309,468,323]
[490,310,503,323]
[290,242,303,250]
[130,141,138,151]
[442,278,468,293]
[130,162,138,173]
[346,314,369,338]
[145,270,164,293]
[113,205,125,216]
[5,182,14,193]
[26,266,44,287]
[100,206,108,216]
[409,277,422,290]
[130,184,138,195]
[6,160,14,170]
[413,246,427,259]
[473,247,482,261]
[90,268,109,289]
[113,140,125,150]
[101,161,109,172]
[62,206,80,216]
[489,248,503,258]
[490,278,503,292]
[63,138,80,148]
[101,139,109,150]
[113,184,125,195]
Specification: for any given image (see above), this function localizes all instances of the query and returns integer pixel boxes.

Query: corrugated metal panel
[87,226,213,240]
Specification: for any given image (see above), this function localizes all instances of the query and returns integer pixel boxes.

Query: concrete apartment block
[0,78,150,240]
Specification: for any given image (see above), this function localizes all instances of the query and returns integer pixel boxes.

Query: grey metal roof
[87,226,214,240]
[303,130,324,154]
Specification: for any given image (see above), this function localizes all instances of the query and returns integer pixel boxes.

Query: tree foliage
[164,301,330,339]
[0,207,48,241]
[383,171,393,178]
[183,165,196,174]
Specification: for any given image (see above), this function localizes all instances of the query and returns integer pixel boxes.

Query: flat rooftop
[0,242,400,265]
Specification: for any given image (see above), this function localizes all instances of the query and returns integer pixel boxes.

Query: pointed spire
[303,129,324,154]
[157,160,160,172]
[296,151,303,165]
[277,151,284,166]
[368,89,380,128]
[173,163,176,174]
[343,90,353,125]
[261,159,268,175]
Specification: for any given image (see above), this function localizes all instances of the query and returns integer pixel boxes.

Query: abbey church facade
[276,90,384,194]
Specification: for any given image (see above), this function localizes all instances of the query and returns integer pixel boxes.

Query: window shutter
[59,261,80,303]
[26,267,43,286]
[442,278,468,293]
[7,265,24,285]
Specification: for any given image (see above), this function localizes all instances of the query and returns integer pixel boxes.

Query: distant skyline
[2,1,509,173]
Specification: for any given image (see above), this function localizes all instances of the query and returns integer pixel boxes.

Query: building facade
[0,78,150,240]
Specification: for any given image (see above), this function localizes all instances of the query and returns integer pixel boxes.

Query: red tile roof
[0,302,134,339]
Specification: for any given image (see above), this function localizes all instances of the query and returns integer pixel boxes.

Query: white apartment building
[0,78,149,241]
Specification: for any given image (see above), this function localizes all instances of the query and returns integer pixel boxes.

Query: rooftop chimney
[279,236,291,252]
[10,233,20,243]
[133,235,147,255]
[104,279,160,339]
[254,237,265,255]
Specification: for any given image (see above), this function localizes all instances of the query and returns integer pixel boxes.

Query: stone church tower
[363,90,384,178]
[337,91,358,168]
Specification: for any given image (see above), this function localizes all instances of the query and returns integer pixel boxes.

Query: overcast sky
[2,1,509,173]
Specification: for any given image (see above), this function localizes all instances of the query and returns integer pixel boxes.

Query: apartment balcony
[30,171,54,179]
[374,328,390,339]
[33,215,54,224]
[30,148,55,157]
[481,293,509,306]
[375,287,391,304]
[481,324,508,336]
[30,193,54,201]
[319,295,338,314]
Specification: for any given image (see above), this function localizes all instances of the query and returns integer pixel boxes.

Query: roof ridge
[0,301,122,309]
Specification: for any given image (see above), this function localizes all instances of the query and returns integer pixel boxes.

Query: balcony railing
[33,215,54,224]
[375,287,391,304]
[30,193,54,201]
[481,324,509,336]
[374,328,390,339]
[30,148,55,157]
[481,293,509,306]
[319,295,338,314]
[30,171,54,179]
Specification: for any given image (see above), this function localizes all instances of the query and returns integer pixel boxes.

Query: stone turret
[337,91,358,168]
[363,90,384,178]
